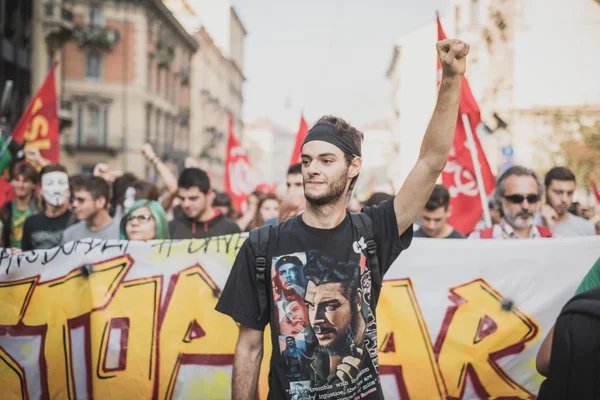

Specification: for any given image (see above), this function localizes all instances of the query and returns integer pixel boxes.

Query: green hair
[119,200,170,240]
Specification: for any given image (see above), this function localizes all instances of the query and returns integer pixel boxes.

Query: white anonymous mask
[41,171,70,207]
[123,186,137,212]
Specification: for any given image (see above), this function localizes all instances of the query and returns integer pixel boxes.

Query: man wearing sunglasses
[469,166,552,239]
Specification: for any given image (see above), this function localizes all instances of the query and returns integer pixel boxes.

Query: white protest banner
[0,235,598,399]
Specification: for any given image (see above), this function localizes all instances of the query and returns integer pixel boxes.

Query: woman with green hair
[119,200,170,240]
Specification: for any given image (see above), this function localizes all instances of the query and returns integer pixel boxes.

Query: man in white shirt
[540,167,595,237]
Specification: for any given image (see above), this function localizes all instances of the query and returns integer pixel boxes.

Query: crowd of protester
[0,141,597,257]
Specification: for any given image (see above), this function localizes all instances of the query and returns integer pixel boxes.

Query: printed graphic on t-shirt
[272,245,380,400]
[31,230,64,249]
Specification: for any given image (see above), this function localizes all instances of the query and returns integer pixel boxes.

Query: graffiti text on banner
[0,236,598,399]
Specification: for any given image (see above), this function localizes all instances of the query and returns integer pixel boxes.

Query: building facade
[49,0,197,177]
[388,0,600,184]
[164,0,246,190]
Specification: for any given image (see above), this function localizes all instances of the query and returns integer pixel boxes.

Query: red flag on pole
[437,14,496,235]
[11,62,60,163]
[224,113,253,212]
[289,115,308,166]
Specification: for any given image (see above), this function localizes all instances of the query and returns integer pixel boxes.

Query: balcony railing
[73,25,120,51]
[179,66,190,85]
[59,99,73,129]
[43,3,75,45]
[156,45,175,68]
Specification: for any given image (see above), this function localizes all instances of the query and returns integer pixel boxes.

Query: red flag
[224,113,253,212]
[591,179,600,204]
[289,115,308,166]
[437,14,496,235]
[11,62,60,163]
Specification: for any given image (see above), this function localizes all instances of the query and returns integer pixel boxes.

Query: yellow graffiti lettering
[0,347,26,398]
[90,276,160,399]
[436,279,539,398]
[22,256,132,399]
[377,279,447,399]
[0,277,38,325]
[158,264,239,399]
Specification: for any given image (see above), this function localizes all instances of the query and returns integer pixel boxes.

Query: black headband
[302,123,361,157]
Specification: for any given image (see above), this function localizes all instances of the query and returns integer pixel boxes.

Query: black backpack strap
[559,287,600,320]
[350,213,382,302]
[249,225,272,322]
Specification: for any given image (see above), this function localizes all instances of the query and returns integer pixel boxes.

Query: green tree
[545,110,600,186]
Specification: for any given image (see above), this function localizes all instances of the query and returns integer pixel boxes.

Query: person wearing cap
[216,38,471,399]
[275,255,307,297]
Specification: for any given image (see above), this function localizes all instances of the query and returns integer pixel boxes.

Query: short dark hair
[425,184,450,211]
[545,166,576,188]
[69,175,84,190]
[40,164,68,179]
[315,116,364,165]
[112,173,138,207]
[287,163,301,176]
[365,192,392,208]
[213,192,232,207]
[133,180,159,201]
[303,250,360,301]
[72,175,111,206]
[11,163,39,184]
[178,168,210,194]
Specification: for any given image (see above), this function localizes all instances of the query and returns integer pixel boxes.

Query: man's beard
[503,204,534,229]
[314,304,361,356]
[304,169,348,206]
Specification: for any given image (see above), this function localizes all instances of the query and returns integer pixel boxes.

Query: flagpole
[461,113,492,227]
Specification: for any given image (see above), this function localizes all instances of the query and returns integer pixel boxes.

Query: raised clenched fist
[437,39,470,77]
[335,345,363,382]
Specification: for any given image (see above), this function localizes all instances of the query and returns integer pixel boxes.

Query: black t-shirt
[216,199,412,400]
[21,210,73,251]
[413,227,465,239]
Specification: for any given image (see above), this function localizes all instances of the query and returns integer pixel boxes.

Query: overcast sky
[233,0,445,129]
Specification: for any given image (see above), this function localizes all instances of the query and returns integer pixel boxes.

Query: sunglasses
[503,194,540,204]
[126,214,153,223]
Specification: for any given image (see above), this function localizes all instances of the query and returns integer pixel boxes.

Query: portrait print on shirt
[272,249,380,399]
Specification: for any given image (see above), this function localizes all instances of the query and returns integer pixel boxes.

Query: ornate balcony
[43,2,75,47]
[156,44,175,68]
[73,24,120,51]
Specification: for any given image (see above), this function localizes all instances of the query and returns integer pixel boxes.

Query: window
[470,0,479,25]
[88,105,101,143]
[145,105,152,142]
[47,50,55,72]
[156,67,162,95]
[155,110,162,147]
[86,53,101,79]
[89,6,103,27]
[147,56,153,90]
[76,103,107,147]
[164,114,171,153]
[43,0,54,17]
